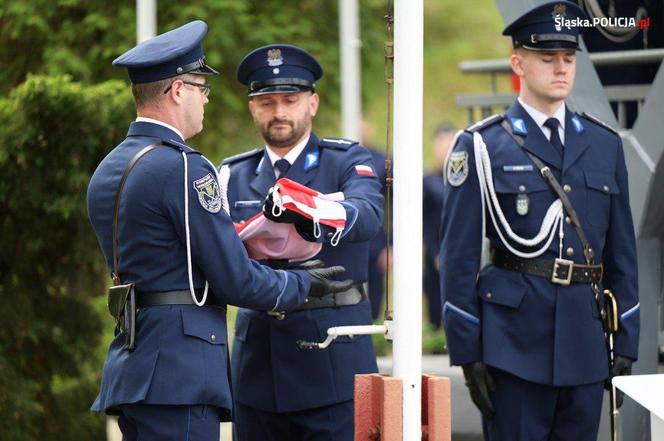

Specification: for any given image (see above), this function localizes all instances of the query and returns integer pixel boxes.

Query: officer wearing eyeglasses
[440,2,639,440]
[87,22,349,441]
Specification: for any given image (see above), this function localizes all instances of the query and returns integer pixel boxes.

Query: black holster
[107,283,136,351]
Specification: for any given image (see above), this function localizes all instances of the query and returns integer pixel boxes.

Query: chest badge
[516,193,530,216]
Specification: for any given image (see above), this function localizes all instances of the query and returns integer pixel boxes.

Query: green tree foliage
[0,0,388,160]
[0,75,134,441]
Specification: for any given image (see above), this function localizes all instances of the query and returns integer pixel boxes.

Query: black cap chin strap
[176,57,219,75]
[529,33,578,44]
[249,77,314,94]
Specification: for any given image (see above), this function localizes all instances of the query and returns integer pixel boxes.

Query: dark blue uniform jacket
[87,121,310,419]
[440,101,639,387]
[222,134,383,412]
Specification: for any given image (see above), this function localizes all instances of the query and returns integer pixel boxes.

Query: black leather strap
[111,144,161,285]
[493,250,603,285]
[501,119,596,265]
[136,290,225,309]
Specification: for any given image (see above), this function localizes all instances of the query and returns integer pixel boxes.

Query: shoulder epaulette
[221,148,263,166]
[578,112,619,135]
[465,114,504,133]
[319,137,358,150]
[162,138,200,154]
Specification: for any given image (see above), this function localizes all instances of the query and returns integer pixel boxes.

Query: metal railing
[456,48,664,127]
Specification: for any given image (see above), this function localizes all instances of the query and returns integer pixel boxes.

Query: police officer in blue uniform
[439,3,639,440]
[423,124,455,330]
[220,44,384,441]
[87,23,349,441]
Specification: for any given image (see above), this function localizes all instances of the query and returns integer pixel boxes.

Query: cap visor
[248,85,312,97]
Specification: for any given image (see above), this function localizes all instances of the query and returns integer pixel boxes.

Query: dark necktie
[274,158,291,178]
[543,118,563,156]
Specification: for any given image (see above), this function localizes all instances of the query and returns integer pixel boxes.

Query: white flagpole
[339,0,362,140]
[136,0,157,43]
[392,0,423,439]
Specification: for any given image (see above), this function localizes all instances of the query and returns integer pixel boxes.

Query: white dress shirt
[518,98,566,146]
[265,134,311,178]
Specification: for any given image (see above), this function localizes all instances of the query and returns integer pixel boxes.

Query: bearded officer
[439,2,639,440]
[220,44,383,441]
[87,24,350,441]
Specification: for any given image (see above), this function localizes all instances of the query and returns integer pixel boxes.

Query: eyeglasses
[163,80,211,97]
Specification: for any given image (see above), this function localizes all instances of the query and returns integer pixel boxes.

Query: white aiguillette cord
[182,151,209,306]
[472,131,564,260]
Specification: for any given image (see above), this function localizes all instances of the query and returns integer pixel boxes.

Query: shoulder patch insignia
[320,137,358,150]
[579,112,618,135]
[193,173,222,213]
[221,148,263,166]
[466,114,504,133]
[447,151,469,187]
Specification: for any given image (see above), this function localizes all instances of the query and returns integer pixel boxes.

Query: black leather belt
[493,250,603,286]
[268,284,367,319]
[136,290,225,309]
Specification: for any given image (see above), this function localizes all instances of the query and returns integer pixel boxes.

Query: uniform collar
[265,133,311,168]
[506,101,589,172]
[517,97,566,133]
[127,120,185,144]
[506,100,562,170]
[250,133,320,197]
[135,117,185,141]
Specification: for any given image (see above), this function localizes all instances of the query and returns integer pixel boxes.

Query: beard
[257,112,311,148]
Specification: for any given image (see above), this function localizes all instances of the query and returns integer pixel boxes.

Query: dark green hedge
[0,75,134,441]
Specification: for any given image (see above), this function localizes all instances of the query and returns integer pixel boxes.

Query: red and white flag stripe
[355,165,374,176]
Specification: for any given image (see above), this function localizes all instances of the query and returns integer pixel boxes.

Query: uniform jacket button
[565,216,571,224]
[566,247,574,257]
[518,185,526,192]
[486,292,492,299]
[563,184,571,193]
[603,185,610,192]
[211,334,216,341]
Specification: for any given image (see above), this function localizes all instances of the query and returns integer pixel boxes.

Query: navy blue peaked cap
[113,20,219,84]
[503,1,588,51]
[237,44,323,96]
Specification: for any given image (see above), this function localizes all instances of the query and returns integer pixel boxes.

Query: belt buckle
[267,311,286,320]
[552,258,574,286]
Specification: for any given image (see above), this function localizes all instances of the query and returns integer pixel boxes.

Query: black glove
[461,362,496,419]
[306,266,353,298]
[288,259,324,270]
[263,187,314,231]
[608,355,633,408]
